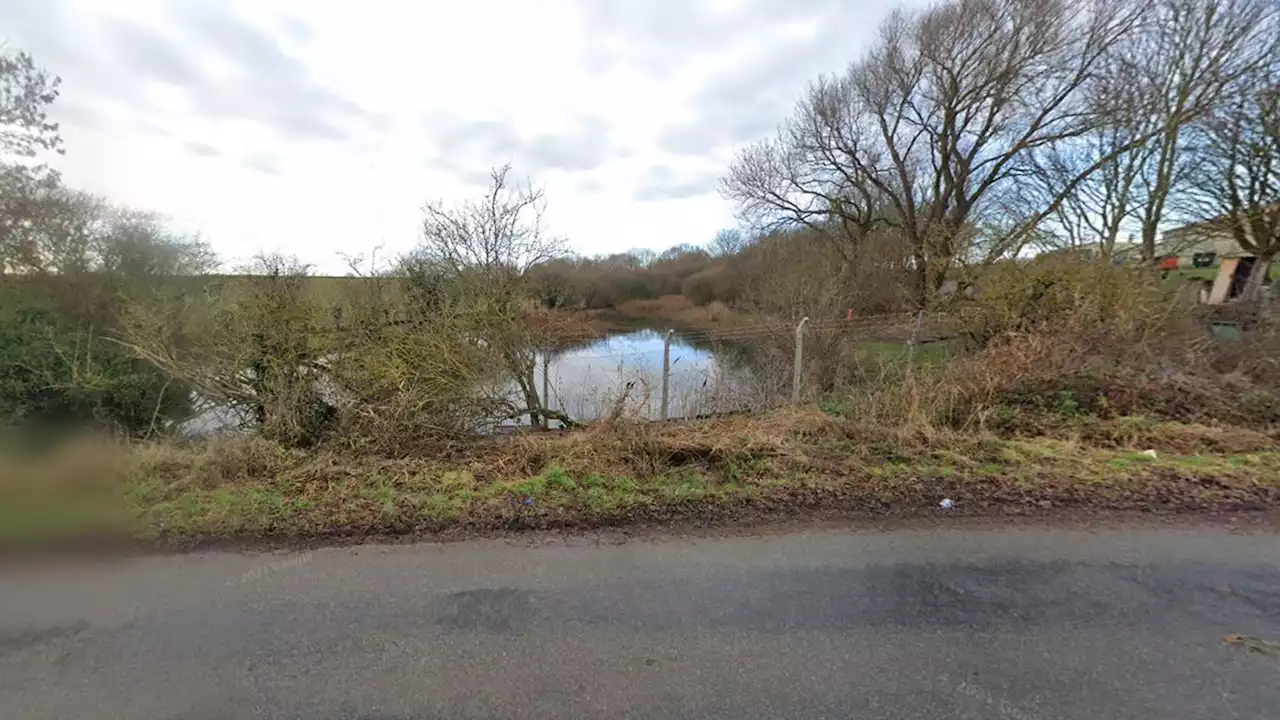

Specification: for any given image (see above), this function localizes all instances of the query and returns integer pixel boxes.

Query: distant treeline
[527,226,917,319]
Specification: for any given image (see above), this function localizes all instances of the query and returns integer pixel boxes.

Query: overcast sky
[3,0,900,274]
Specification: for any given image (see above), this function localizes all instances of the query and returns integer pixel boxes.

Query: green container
[1210,321,1242,342]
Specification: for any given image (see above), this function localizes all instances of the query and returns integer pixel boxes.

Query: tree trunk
[1240,253,1273,302]
[516,371,543,429]
[507,350,544,429]
[1141,223,1158,264]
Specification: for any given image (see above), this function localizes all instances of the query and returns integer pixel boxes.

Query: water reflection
[529,328,771,425]
[184,328,776,436]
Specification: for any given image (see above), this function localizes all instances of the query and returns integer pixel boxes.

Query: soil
[12,506,1279,562]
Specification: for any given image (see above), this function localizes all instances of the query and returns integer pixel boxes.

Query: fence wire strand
[527,311,947,426]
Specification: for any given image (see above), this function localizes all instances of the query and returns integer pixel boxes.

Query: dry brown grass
[123,407,1280,491]
[4,407,1278,548]
[615,294,695,317]
[608,295,744,330]
[844,258,1280,435]
[504,414,795,478]
[9,255,1280,549]
[850,338,1280,438]
[128,436,307,491]
[522,306,605,344]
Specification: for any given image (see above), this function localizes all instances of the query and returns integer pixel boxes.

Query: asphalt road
[3,524,1279,719]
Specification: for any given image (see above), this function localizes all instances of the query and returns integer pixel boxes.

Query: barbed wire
[672,318,923,343]
[554,349,669,360]
[532,312,948,423]
[541,313,936,357]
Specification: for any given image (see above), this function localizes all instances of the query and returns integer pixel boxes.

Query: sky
[2,0,900,274]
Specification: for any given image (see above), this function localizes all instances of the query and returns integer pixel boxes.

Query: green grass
[5,414,1279,549]
[854,340,954,373]
[124,465,732,539]
[114,446,1280,543]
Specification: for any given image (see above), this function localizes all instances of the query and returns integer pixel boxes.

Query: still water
[529,328,769,424]
[184,329,772,435]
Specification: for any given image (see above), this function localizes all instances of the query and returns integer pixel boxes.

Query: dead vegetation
[845,255,1280,432]
[2,401,1274,549]
[7,251,1279,549]
[4,2,1280,551]
[598,295,739,331]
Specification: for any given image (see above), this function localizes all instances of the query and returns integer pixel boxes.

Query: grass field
[5,410,1277,549]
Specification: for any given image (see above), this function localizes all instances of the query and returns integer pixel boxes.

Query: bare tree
[1038,0,1278,259]
[1035,111,1151,255]
[724,0,1164,308]
[1134,0,1277,260]
[416,165,562,279]
[709,228,746,256]
[411,165,568,427]
[1184,72,1280,300]
[8,187,103,273]
[626,248,657,267]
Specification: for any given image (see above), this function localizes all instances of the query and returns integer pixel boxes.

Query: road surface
[3,524,1279,719]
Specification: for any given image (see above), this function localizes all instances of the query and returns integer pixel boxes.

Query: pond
[525,328,775,425]
[182,328,779,437]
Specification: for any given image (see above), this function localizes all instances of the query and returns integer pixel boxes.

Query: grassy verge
[4,410,1278,549]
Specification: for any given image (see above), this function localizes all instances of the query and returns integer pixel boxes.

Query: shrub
[118,257,341,447]
[952,254,1206,353]
[852,257,1279,432]
[681,267,723,305]
[0,293,190,436]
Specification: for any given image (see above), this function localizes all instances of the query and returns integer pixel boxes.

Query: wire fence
[522,312,959,426]
[181,311,960,436]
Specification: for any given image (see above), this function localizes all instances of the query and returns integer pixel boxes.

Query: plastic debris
[1142,449,1158,459]
[939,498,955,510]
[522,496,535,506]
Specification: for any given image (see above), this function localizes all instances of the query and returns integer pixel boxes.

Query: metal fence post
[905,309,924,380]
[792,317,809,405]
[660,329,674,421]
[541,350,550,427]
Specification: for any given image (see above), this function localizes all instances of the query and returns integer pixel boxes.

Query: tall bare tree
[1038,0,1278,259]
[1184,71,1280,300]
[723,0,1161,309]
[1037,124,1146,255]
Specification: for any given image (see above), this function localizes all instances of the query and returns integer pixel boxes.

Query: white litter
[1142,449,1158,459]
[939,498,955,510]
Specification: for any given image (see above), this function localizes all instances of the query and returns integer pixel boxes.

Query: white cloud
[2,0,905,273]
